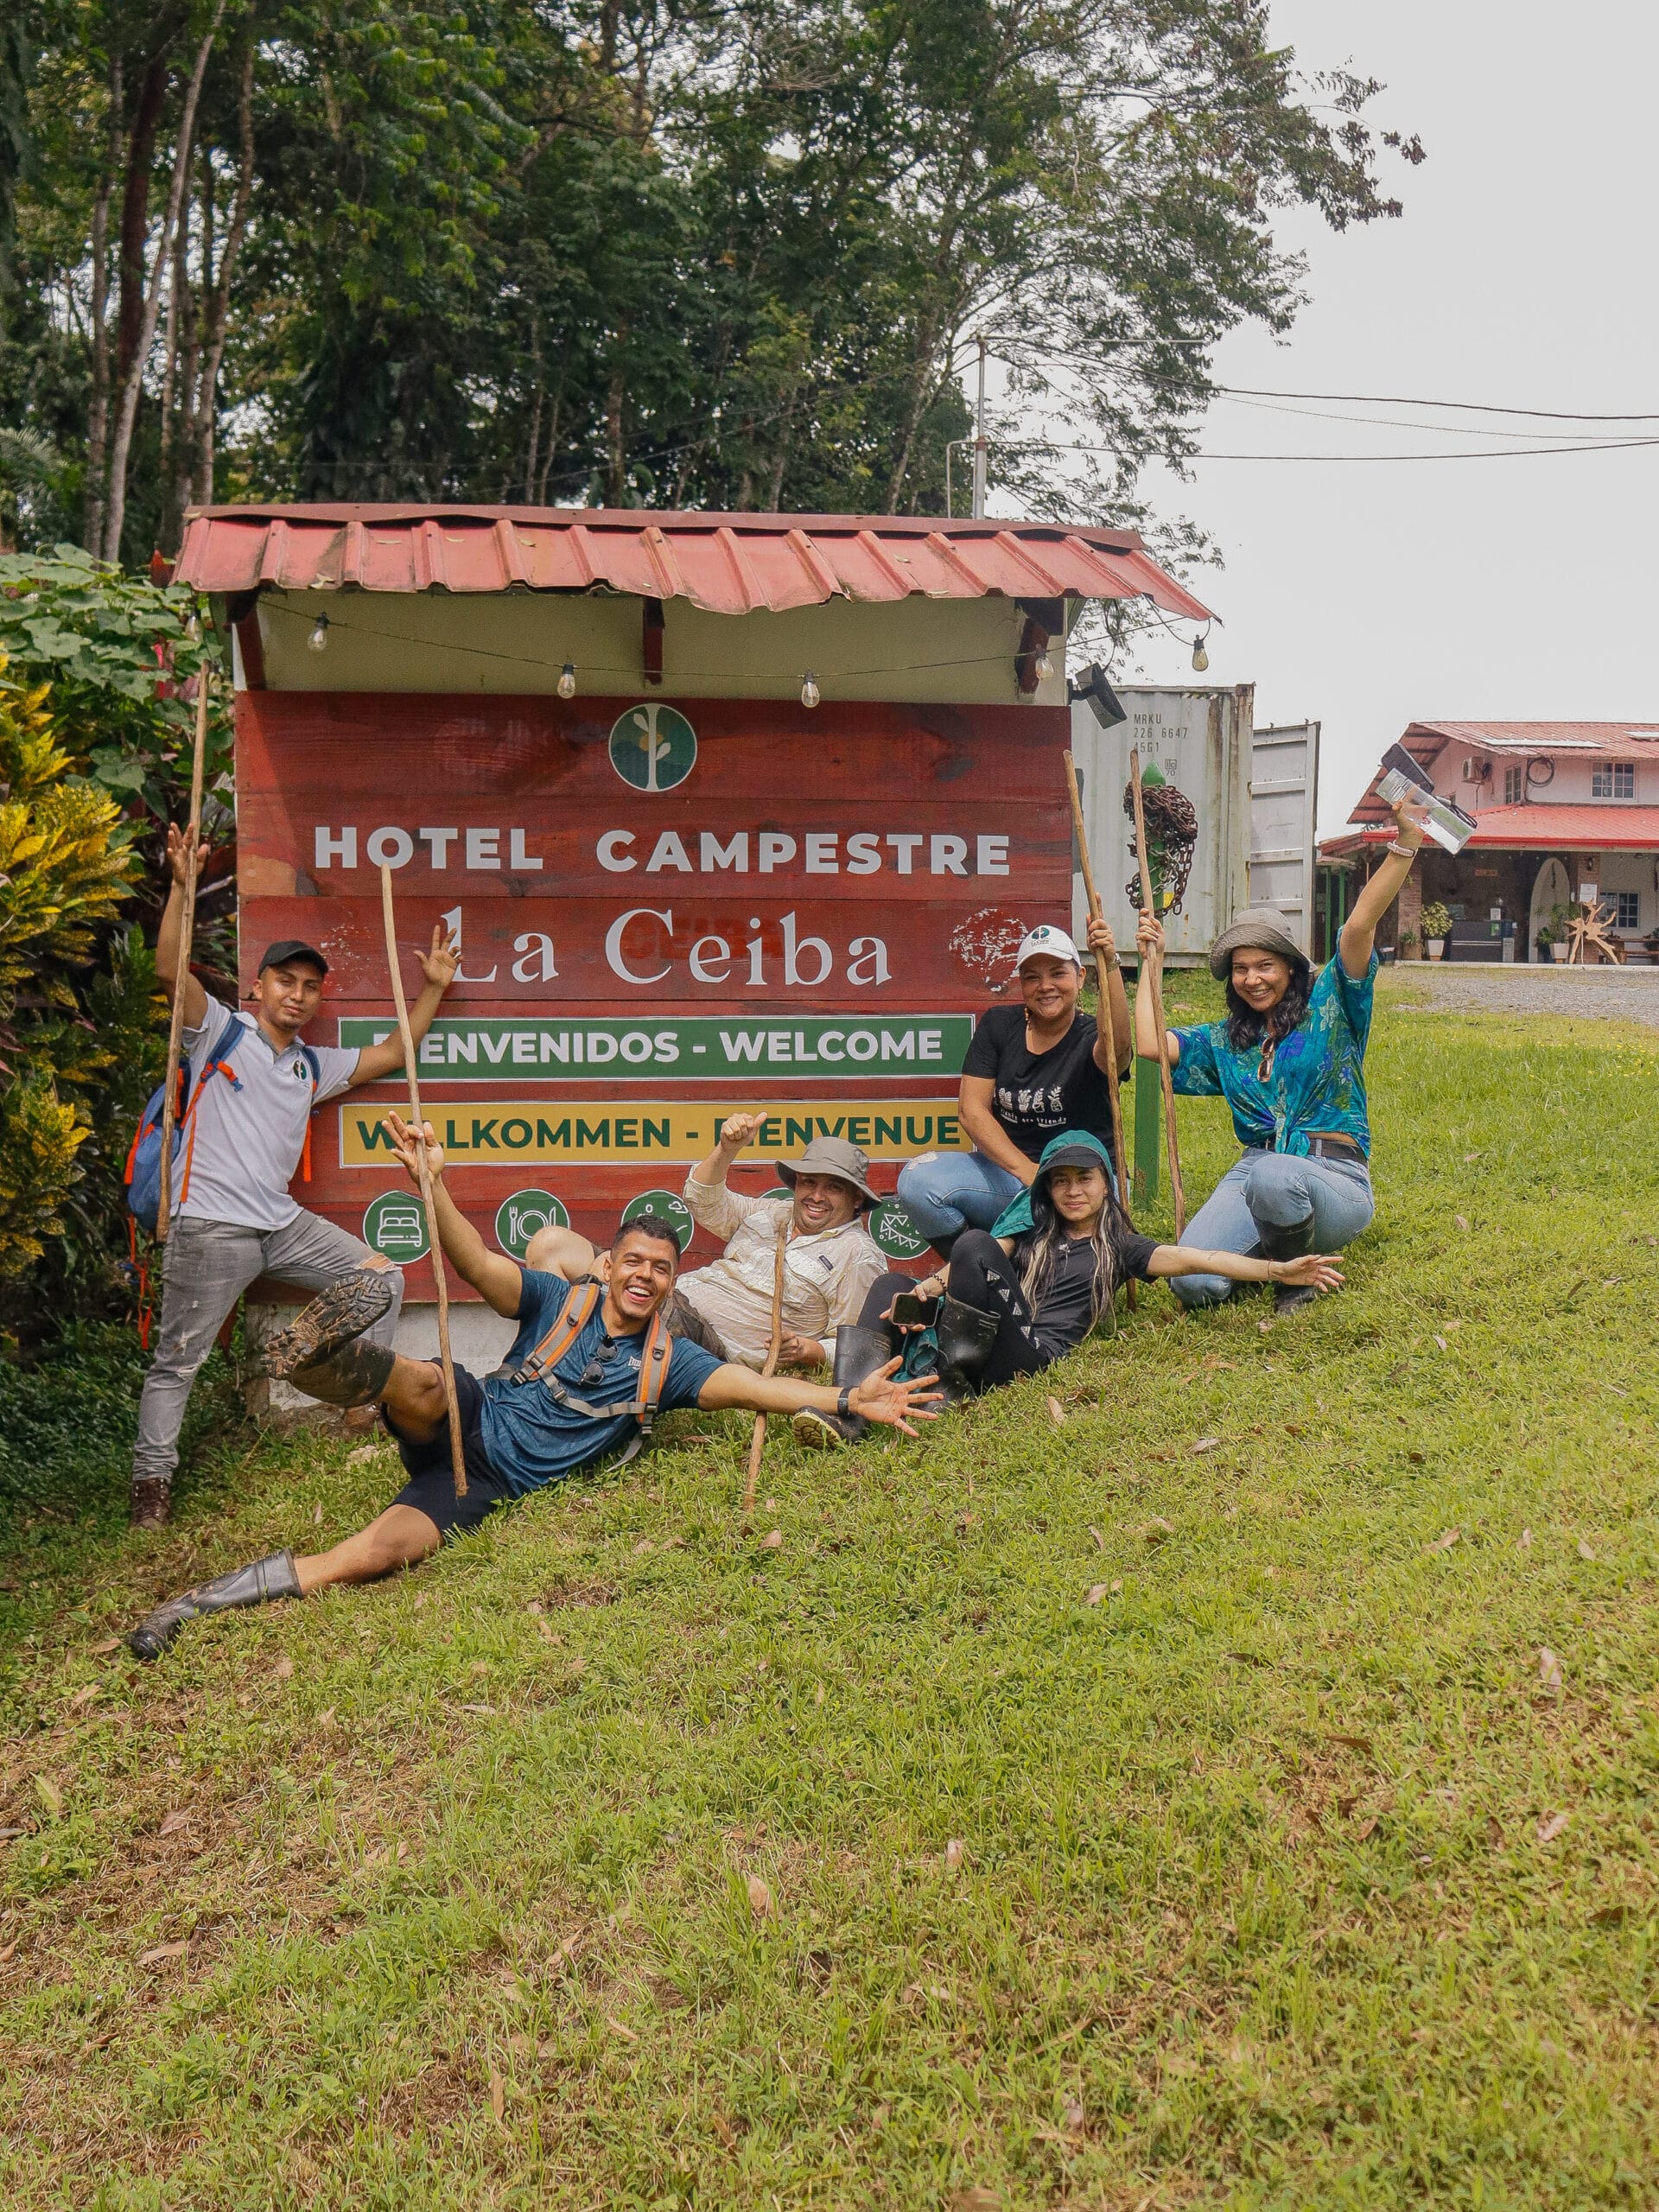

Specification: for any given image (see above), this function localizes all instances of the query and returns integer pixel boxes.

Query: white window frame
[1611,889,1640,930]
[1592,762,1636,799]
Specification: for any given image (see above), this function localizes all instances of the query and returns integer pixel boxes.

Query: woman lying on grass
[793,1130,1341,1443]
[1135,794,1427,1317]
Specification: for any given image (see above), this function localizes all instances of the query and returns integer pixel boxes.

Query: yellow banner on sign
[340,1098,963,1168]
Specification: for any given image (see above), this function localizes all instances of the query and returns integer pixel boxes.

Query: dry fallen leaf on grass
[814,1681,825,1705]
[1433,1334,1448,1351]
[1539,1647,1563,1692]
[760,1529,783,1552]
[140,1942,188,1967]
[67,1684,100,1710]
[346,1440,380,1465]
[33,1776,62,1819]
[90,1637,122,1656]
[1351,1816,1378,1841]
[747,1875,772,1919]
[1519,1528,1534,1550]
[1425,1528,1461,1554]
[1536,1811,1570,1844]
[1577,1541,1598,1562]
[632,1539,653,1556]
[1085,1584,1110,1606]
[489,2068,505,2120]
[943,1838,965,1872]
[710,2113,740,2151]
[274,1655,295,1680]
[312,1503,323,1526]
[157,1809,191,1837]
[1088,1524,1105,1551]
[1190,1437,1221,1455]
[1144,1517,1174,1543]
[1063,2097,1085,2130]
[1046,1395,1065,1426]
[1455,1214,1471,1232]
[606,2014,639,2043]
[952,2187,1001,2210]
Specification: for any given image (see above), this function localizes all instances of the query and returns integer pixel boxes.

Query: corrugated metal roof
[1325,804,1659,856]
[173,504,1211,621]
[1406,720,1659,760]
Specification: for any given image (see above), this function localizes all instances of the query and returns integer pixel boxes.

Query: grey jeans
[132,1211,404,1484]
[1170,1148,1375,1309]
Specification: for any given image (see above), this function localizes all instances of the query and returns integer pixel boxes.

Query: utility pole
[970,334,988,518]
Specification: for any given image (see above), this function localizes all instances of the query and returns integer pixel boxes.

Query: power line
[1214,385,1659,423]
[1004,434,1659,464]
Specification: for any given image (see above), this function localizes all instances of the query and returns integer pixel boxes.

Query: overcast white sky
[1053,0,1659,831]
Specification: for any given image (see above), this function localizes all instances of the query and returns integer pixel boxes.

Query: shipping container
[1070,685,1321,960]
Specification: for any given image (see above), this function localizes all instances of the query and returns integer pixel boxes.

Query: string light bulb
[307,614,330,653]
[557,662,577,700]
[1190,630,1210,674]
[1033,649,1053,681]
[800,671,821,709]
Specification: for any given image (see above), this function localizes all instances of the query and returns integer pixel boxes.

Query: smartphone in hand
[889,1292,939,1328]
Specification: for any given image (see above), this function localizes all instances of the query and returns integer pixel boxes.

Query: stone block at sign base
[245,1301,520,1423]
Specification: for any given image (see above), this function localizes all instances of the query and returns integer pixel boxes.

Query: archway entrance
[1529,856,1570,962]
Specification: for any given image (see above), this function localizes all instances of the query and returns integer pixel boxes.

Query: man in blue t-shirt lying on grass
[128,1111,940,1661]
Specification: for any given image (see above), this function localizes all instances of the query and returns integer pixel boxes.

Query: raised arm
[351,925,461,1085]
[1082,916,1134,1075]
[156,825,208,1030]
[957,1076,1039,1186]
[385,1110,524,1316]
[1133,912,1179,1067]
[1339,798,1427,978]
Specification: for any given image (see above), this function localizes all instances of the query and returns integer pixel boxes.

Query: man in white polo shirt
[130,824,459,1528]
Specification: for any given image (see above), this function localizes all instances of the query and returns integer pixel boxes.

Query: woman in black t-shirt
[895,920,1131,1255]
[797,1135,1344,1440]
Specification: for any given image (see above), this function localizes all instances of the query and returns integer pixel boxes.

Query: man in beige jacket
[675,1121,888,1370]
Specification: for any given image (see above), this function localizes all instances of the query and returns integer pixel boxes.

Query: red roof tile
[1325,804,1659,856]
[173,504,1211,621]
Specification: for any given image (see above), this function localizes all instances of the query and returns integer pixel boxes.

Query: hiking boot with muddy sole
[259,1269,395,1381]
[129,1474,171,1529]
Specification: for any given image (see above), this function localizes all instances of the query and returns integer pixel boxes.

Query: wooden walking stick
[380,863,467,1497]
[742,1217,789,1520]
[1129,747,1187,1237]
[1064,750,1130,1206]
[155,666,213,1243]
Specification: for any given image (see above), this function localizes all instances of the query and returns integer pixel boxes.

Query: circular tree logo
[622,1189,695,1253]
[608,702,697,792]
[869,1199,928,1262]
[362,1191,429,1262]
[495,1188,569,1260]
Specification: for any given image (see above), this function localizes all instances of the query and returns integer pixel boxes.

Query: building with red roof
[1319,721,1659,963]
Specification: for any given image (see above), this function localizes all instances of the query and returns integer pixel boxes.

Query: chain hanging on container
[1123,769,1198,912]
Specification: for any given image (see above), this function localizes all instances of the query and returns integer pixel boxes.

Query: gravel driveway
[1382,961,1659,1028]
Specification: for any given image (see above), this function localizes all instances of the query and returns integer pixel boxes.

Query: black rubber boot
[288,1334,397,1408]
[1259,1211,1319,1314]
[127,1550,302,1663]
[260,1269,396,1382]
[791,1324,892,1449]
[933,1296,1000,1408]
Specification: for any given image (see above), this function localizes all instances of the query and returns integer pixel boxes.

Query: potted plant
[1421,903,1452,962]
[1395,925,1419,963]
[1548,902,1574,963]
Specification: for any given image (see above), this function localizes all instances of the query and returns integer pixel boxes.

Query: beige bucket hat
[778,1135,880,1209]
[1207,906,1306,981]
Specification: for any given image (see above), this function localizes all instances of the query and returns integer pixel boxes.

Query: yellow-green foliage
[0,652,138,1274]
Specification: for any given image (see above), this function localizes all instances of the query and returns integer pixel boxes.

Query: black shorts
[384,1366,514,1538]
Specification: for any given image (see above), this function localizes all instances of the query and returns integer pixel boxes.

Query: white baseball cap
[1013,924,1084,974]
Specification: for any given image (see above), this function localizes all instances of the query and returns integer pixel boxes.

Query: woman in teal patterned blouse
[1134,797,1427,1315]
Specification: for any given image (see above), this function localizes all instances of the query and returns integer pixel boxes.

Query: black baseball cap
[257,938,330,976]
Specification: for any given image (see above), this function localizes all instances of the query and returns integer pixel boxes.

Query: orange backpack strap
[512,1281,601,1384]
[629,1311,675,1436]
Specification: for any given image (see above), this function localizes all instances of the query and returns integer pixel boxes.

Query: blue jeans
[896,1150,1026,1244]
[1172,1149,1375,1308]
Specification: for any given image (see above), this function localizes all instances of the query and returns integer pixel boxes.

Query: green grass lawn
[4,975,1659,2209]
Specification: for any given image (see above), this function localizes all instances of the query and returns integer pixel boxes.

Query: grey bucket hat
[778,1135,880,1209]
[1208,906,1306,981]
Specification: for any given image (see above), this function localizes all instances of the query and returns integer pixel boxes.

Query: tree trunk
[114,45,172,390]
[605,346,628,506]
[83,59,122,556]
[103,10,222,563]
[189,38,253,511]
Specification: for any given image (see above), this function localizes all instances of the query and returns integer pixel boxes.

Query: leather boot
[127,1550,302,1662]
[260,1269,396,1382]
[1259,1211,1318,1314]
[791,1324,892,1449]
[933,1296,1000,1408]
[130,1474,171,1529]
[287,1333,396,1408]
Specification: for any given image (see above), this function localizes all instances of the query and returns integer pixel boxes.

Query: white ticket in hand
[1375,744,1477,854]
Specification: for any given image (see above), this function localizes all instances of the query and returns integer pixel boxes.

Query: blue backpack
[124,1014,320,1232]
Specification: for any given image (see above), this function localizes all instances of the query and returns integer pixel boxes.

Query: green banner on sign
[340,1013,973,1083]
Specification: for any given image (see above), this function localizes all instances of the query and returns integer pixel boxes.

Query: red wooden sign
[238,690,1071,1292]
